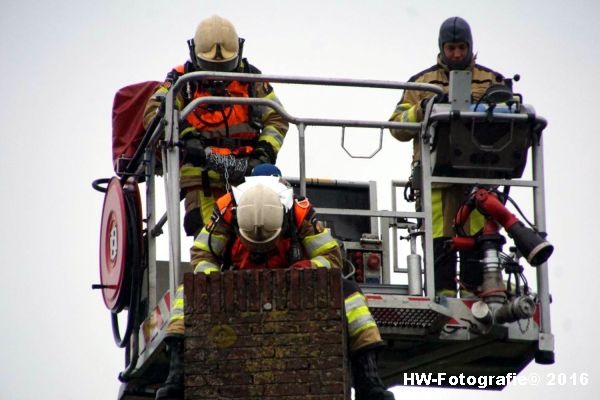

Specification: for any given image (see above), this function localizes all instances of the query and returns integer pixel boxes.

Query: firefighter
[388,16,506,297]
[156,173,395,400]
[143,15,289,238]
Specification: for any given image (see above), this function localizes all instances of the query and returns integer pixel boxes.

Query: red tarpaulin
[111,81,161,173]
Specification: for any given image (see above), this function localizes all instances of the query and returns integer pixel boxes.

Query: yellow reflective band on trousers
[432,189,444,238]
[302,229,337,259]
[180,166,224,184]
[432,188,485,238]
[311,256,331,269]
[170,284,185,322]
[344,292,377,337]
[165,284,186,335]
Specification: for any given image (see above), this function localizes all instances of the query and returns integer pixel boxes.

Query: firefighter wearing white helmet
[158,175,395,400]
[143,15,289,240]
[236,183,285,253]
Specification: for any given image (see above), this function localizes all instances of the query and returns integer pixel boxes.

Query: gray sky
[1,0,599,399]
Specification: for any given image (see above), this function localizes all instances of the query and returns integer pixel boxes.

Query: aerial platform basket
[91,71,554,398]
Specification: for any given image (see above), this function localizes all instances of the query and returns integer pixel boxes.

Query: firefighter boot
[352,349,395,400]
[156,337,184,400]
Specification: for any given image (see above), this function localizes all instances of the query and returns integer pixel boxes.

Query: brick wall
[184,268,350,400]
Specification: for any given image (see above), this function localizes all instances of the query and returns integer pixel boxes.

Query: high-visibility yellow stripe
[194,228,227,254]
[261,92,283,117]
[181,165,203,177]
[194,261,220,275]
[344,292,377,336]
[311,256,331,269]
[170,284,185,322]
[407,105,418,122]
[431,189,443,238]
[348,316,378,336]
[394,102,412,113]
[467,209,485,235]
[303,229,337,258]
[345,292,367,311]
[259,129,285,151]
[436,289,457,297]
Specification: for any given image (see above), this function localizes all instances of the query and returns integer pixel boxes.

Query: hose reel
[94,177,144,349]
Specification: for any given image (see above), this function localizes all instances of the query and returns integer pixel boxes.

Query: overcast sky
[1,1,599,399]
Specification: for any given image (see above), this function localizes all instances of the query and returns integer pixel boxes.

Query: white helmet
[236,183,284,253]
[193,15,240,72]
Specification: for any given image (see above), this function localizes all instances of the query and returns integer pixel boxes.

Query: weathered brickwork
[184,269,350,399]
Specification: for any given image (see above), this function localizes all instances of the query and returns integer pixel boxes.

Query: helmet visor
[197,42,238,62]
[196,55,239,72]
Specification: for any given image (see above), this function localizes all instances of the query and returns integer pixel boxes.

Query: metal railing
[133,71,553,371]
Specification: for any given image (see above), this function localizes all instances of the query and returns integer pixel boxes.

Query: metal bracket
[341,127,383,159]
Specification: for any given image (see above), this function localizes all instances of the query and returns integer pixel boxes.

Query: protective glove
[246,157,262,176]
[224,156,249,184]
[183,138,207,167]
[290,260,312,270]
[419,92,449,111]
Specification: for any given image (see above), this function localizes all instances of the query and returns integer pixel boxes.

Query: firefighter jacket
[190,193,342,273]
[388,54,504,163]
[143,59,289,190]
[388,55,502,239]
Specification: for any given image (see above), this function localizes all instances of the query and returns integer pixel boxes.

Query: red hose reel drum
[99,177,142,312]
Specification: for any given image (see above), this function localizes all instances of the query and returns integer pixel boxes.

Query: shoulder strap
[214,192,235,224]
[208,192,237,269]
[293,197,313,228]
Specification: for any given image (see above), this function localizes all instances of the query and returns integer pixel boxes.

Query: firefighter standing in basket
[143,15,289,238]
[156,169,395,400]
[388,16,507,297]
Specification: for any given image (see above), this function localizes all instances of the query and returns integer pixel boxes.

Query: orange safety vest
[213,193,312,269]
[175,65,257,156]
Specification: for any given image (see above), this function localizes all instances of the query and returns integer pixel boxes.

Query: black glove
[183,138,207,167]
[226,156,250,184]
[420,92,449,110]
[245,157,262,175]
[251,142,276,164]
